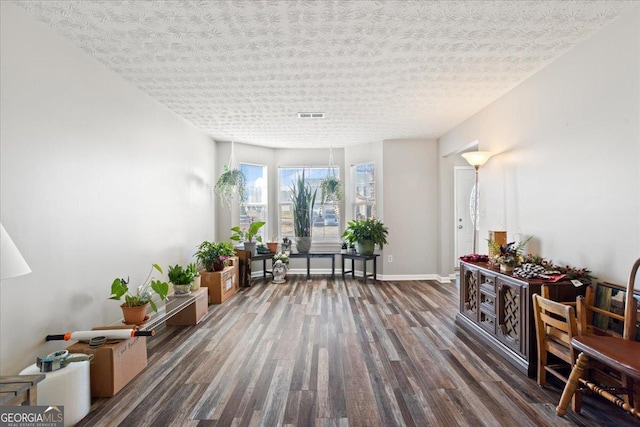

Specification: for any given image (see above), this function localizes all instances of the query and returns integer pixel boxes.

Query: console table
[342,253,379,284]
[455,260,586,377]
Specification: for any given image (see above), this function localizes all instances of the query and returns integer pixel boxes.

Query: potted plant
[187,262,201,290]
[167,264,195,296]
[214,165,247,208]
[320,175,343,204]
[488,237,532,273]
[230,220,265,255]
[109,263,169,325]
[195,241,236,272]
[290,172,317,253]
[342,217,389,256]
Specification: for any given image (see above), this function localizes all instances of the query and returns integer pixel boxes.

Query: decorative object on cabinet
[109,263,169,324]
[461,150,493,254]
[456,260,585,377]
[342,217,388,256]
[290,171,316,253]
[488,236,532,273]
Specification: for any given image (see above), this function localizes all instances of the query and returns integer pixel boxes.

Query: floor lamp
[461,151,493,254]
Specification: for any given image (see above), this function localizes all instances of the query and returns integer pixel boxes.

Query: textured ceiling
[13,0,632,148]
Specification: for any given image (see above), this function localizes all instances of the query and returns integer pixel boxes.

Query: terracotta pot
[267,242,278,253]
[121,303,148,325]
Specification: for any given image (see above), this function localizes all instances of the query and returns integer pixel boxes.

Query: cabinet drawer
[479,310,496,334]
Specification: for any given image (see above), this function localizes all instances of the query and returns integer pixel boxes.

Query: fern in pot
[342,217,389,256]
[215,165,247,208]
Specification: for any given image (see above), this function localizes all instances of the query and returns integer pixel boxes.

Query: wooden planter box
[200,264,238,304]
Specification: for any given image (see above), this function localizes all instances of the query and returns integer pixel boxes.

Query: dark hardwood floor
[78,277,638,426]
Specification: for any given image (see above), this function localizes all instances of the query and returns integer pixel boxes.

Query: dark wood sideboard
[455,260,587,377]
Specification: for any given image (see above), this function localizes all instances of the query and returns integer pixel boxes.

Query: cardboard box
[201,265,238,304]
[166,287,209,325]
[66,326,147,397]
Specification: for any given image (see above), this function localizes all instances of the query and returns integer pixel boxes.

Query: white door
[455,167,475,261]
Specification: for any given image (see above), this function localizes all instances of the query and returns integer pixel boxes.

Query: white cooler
[20,360,91,427]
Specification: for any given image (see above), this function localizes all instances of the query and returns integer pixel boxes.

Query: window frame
[352,161,377,220]
[239,162,268,240]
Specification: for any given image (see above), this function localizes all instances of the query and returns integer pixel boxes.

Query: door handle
[458,225,463,229]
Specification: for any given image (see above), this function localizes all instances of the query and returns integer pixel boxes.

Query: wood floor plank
[76,277,639,427]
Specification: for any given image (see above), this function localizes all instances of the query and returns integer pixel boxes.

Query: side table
[342,253,379,284]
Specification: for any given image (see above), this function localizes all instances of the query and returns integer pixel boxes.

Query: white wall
[0,3,216,375]
[438,6,640,287]
[383,139,439,278]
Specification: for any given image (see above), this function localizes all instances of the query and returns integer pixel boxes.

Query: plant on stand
[195,241,236,272]
[230,220,265,255]
[187,262,201,290]
[342,217,389,256]
[291,171,316,253]
[109,263,169,325]
[167,264,195,296]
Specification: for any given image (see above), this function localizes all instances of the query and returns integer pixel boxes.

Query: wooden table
[0,374,45,405]
[342,253,380,284]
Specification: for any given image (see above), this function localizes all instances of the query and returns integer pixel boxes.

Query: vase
[121,303,148,325]
[272,260,287,284]
[295,236,312,253]
[356,240,375,256]
[173,283,191,296]
[500,264,514,273]
[267,242,278,253]
[244,241,257,255]
[213,261,225,271]
[191,275,201,291]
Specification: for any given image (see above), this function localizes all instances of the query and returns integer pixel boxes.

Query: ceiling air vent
[297,112,325,119]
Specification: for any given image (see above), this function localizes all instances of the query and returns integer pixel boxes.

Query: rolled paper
[46,329,154,341]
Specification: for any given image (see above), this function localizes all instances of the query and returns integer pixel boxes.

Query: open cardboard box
[66,325,147,397]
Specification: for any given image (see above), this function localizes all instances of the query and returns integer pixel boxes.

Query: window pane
[353,162,376,219]
[279,167,340,242]
[240,163,268,240]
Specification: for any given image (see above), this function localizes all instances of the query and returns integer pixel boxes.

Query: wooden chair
[557,258,640,418]
[533,293,582,411]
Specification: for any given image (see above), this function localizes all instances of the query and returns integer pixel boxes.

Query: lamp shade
[0,223,31,280]
[462,151,493,167]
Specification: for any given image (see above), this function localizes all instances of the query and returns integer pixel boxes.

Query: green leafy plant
[194,241,236,271]
[290,171,317,237]
[167,264,195,285]
[342,217,389,248]
[488,237,532,267]
[109,263,169,312]
[272,252,289,267]
[230,220,266,243]
[320,175,343,204]
[214,165,247,208]
[186,262,199,278]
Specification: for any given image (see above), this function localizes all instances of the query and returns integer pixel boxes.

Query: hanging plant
[214,165,247,208]
[320,175,343,204]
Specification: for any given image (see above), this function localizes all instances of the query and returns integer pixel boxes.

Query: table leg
[351,259,355,279]
[373,257,377,281]
[331,255,335,279]
[363,259,368,284]
[263,259,267,278]
[307,257,311,280]
[342,256,345,278]
[557,352,588,416]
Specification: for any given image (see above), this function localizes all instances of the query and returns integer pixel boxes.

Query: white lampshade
[462,151,493,167]
[1,223,32,280]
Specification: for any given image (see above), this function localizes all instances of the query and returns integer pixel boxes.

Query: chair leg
[557,352,588,416]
